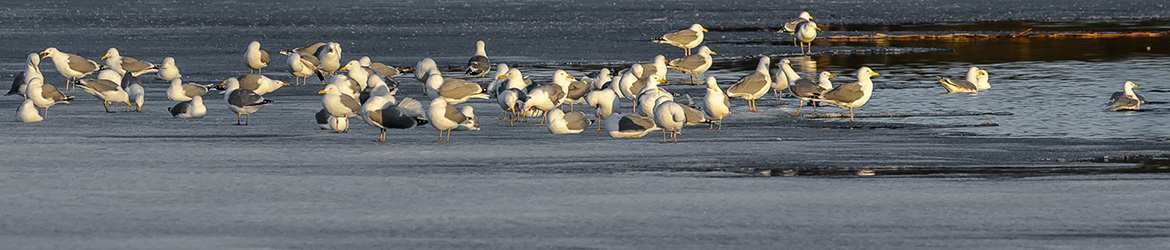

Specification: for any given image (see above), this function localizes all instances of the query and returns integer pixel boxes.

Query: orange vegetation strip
[821,29,1170,40]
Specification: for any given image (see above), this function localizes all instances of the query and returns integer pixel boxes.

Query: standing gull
[771,59,792,100]
[76,78,130,113]
[667,46,716,84]
[223,76,274,125]
[640,55,668,84]
[937,67,985,94]
[40,47,102,91]
[466,40,490,80]
[8,53,44,99]
[25,77,72,119]
[701,76,731,130]
[795,21,820,54]
[615,64,643,100]
[288,52,325,86]
[16,99,43,122]
[227,74,289,95]
[426,73,490,104]
[122,71,145,112]
[244,41,270,74]
[779,12,813,46]
[788,71,835,115]
[586,88,619,131]
[653,24,708,55]
[365,97,427,142]
[427,98,470,143]
[1107,81,1142,111]
[169,95,206,119]
[320,84,361,133]
[726,57,772,112]
[813,67,880,122]
[586,68,613,90]
[102,48,158,76]
[315,42,343,76]
[155,57,181,81]
[339,60,371,90]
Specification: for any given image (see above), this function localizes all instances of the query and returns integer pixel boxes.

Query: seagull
[795,21,820,54]
[639,55,668,84]
[427,98,470,143]
[1108,81,1142,111]
[653,24,708,55]
[615,64,644,100]
[727,56,772,112]
[155,57,181,81]
[339,60,371,90]
[244,41,270,74]
[466,40,490,80]
[315,109,347,131]
[547,108,594,134]
[226,74,289,95]
[564,76,591,111]
[497,88,526,125]
[121,71,145,112]
[24,77,72,119]
[667,46,716,84]
[605,113,661,138]
[360,56,405,78]
[101,48,158,77]
[523,81,568,124]
[585,68,613,90]
[169,95,207,119]
[653,101,689,143]
[975,69,991,90]
[771,59,791,100]
[586,88,619,131]
[938,67,985,93]
[779,12,813,46]
[166,79,214,102]
[288,52,325,86]
[789,71,836,115]
[315,42,343,76]
[17,99,43,122]
[812,67,880,122]
[76,78,130,113]
[701,76,731,130]
[8,53,42,99]
[280,42,327,56]
[222,76,274,125]
[40,47,102,91]
[364,97,427,142]
[454,106,480,131]
[319,84,362,133]
[635,74,671,118]
[415,58,438,82]
[425,72,490,104]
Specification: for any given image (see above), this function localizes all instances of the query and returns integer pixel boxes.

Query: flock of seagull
[8,11,1149,143]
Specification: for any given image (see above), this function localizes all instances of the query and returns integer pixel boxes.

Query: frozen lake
[2,0,1170,249]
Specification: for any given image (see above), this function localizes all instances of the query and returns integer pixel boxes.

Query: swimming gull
[938,67,984,93]
[1107,81,1142,111]
[812,67,880,122]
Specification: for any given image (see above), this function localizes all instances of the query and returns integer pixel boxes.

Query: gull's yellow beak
[1133,84,1140,88]
[815,27,822,31]
[709,51,717,55]
[809,16,814,20]
[318,90,327,94]
[870,72,880,76]
[219,82,226,86]
[702,28,709,32]
[830,74,838,78]
[281,82,290,86]
[101,55,109,60]
[658,79,667,83]
[39,52,49,59]
[496,75,507,79]
[567,75,575,79]
[339,66,348,71]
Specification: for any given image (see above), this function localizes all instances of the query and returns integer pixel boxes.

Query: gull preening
[653,24,708,55]
[169,95,207,119]
[155,57,181,81]
[25,77,72,119]
[17,99,43,123]
[813,67,880,122]
[244,41,270,74]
